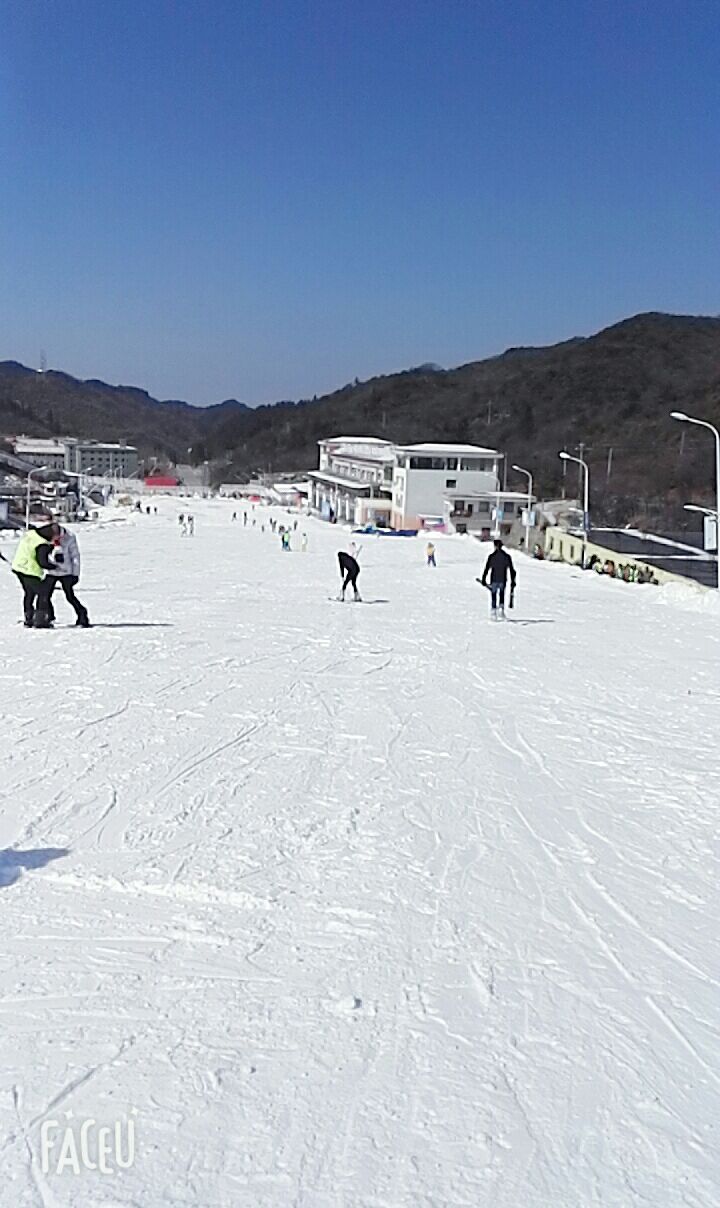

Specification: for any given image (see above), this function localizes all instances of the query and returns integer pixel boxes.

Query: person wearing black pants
[16,573,44,626]
[10,522,59,627]
[44,526,90,628]
[480,539,517,618]
[45,574,89,627]
[337,551,361,601]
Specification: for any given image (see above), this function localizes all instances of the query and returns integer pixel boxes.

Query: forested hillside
[3,312,720,526]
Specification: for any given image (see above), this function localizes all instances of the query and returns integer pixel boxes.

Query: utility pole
[577,442,585,498]
[606,446,613,482]
[487,399,493,426]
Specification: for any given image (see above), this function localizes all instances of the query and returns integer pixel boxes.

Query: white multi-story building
[391,443,501,529]
[13,438,66,470]
[309,436,504,530]
[13,436,139,477]
[63,439,139,477]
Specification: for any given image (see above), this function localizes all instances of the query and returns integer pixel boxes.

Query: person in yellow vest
[11,521,60,628]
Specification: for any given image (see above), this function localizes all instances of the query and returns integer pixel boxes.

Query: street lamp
[559,450,590,567]
[672,411,720,588]
[26,465,48,528]
[512,464,534,549]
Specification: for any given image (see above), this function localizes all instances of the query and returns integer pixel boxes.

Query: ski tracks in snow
[0,505,718,1205]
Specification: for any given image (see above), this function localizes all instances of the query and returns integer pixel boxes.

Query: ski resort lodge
[308,435,528,533]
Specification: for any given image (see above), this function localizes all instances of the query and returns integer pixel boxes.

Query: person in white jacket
[44,526,90,628]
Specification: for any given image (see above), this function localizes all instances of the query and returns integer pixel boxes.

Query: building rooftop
[272,482,306,495]
[398,442,500,456]
[444,489,534,501]
[14,437,138,453]
[308,469,374,491]
[14,438,65,454]
[320,435,393,446]
[68,440,138,451]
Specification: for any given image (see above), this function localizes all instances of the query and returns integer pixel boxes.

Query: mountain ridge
[2,311,720,525]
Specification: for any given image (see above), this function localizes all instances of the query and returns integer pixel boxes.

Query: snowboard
[327,596,388,605]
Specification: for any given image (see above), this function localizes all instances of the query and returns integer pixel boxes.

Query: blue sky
[1,0,719,405]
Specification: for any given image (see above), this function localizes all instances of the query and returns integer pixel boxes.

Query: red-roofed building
[144,476,179,489]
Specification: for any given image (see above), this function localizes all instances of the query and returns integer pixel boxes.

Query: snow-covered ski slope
[0,500,718,1208]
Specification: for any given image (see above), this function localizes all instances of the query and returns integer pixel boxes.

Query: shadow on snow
[0,847,69,889]
[89,623,174,629]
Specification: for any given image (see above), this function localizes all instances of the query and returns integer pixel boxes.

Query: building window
[409,456,453,470]
[460,458,492,472]
[446,478,457,488]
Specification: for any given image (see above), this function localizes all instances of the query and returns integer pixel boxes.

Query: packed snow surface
[0,501,718,1207]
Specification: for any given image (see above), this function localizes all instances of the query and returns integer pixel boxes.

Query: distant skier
[178,513,185,527]
[301,532,308,552]
[187,515,195,536]
[426,541,436,567]
[232,511,237,522]
[480,539,516,618]
[45,525,90,628]
[337,551,361,601]
[281,530,291,551]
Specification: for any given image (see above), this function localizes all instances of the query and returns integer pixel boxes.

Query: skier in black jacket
[481,540,516,616]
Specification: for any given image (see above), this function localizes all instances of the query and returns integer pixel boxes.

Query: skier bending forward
[337,551,361,601]
[481,539,516,617]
